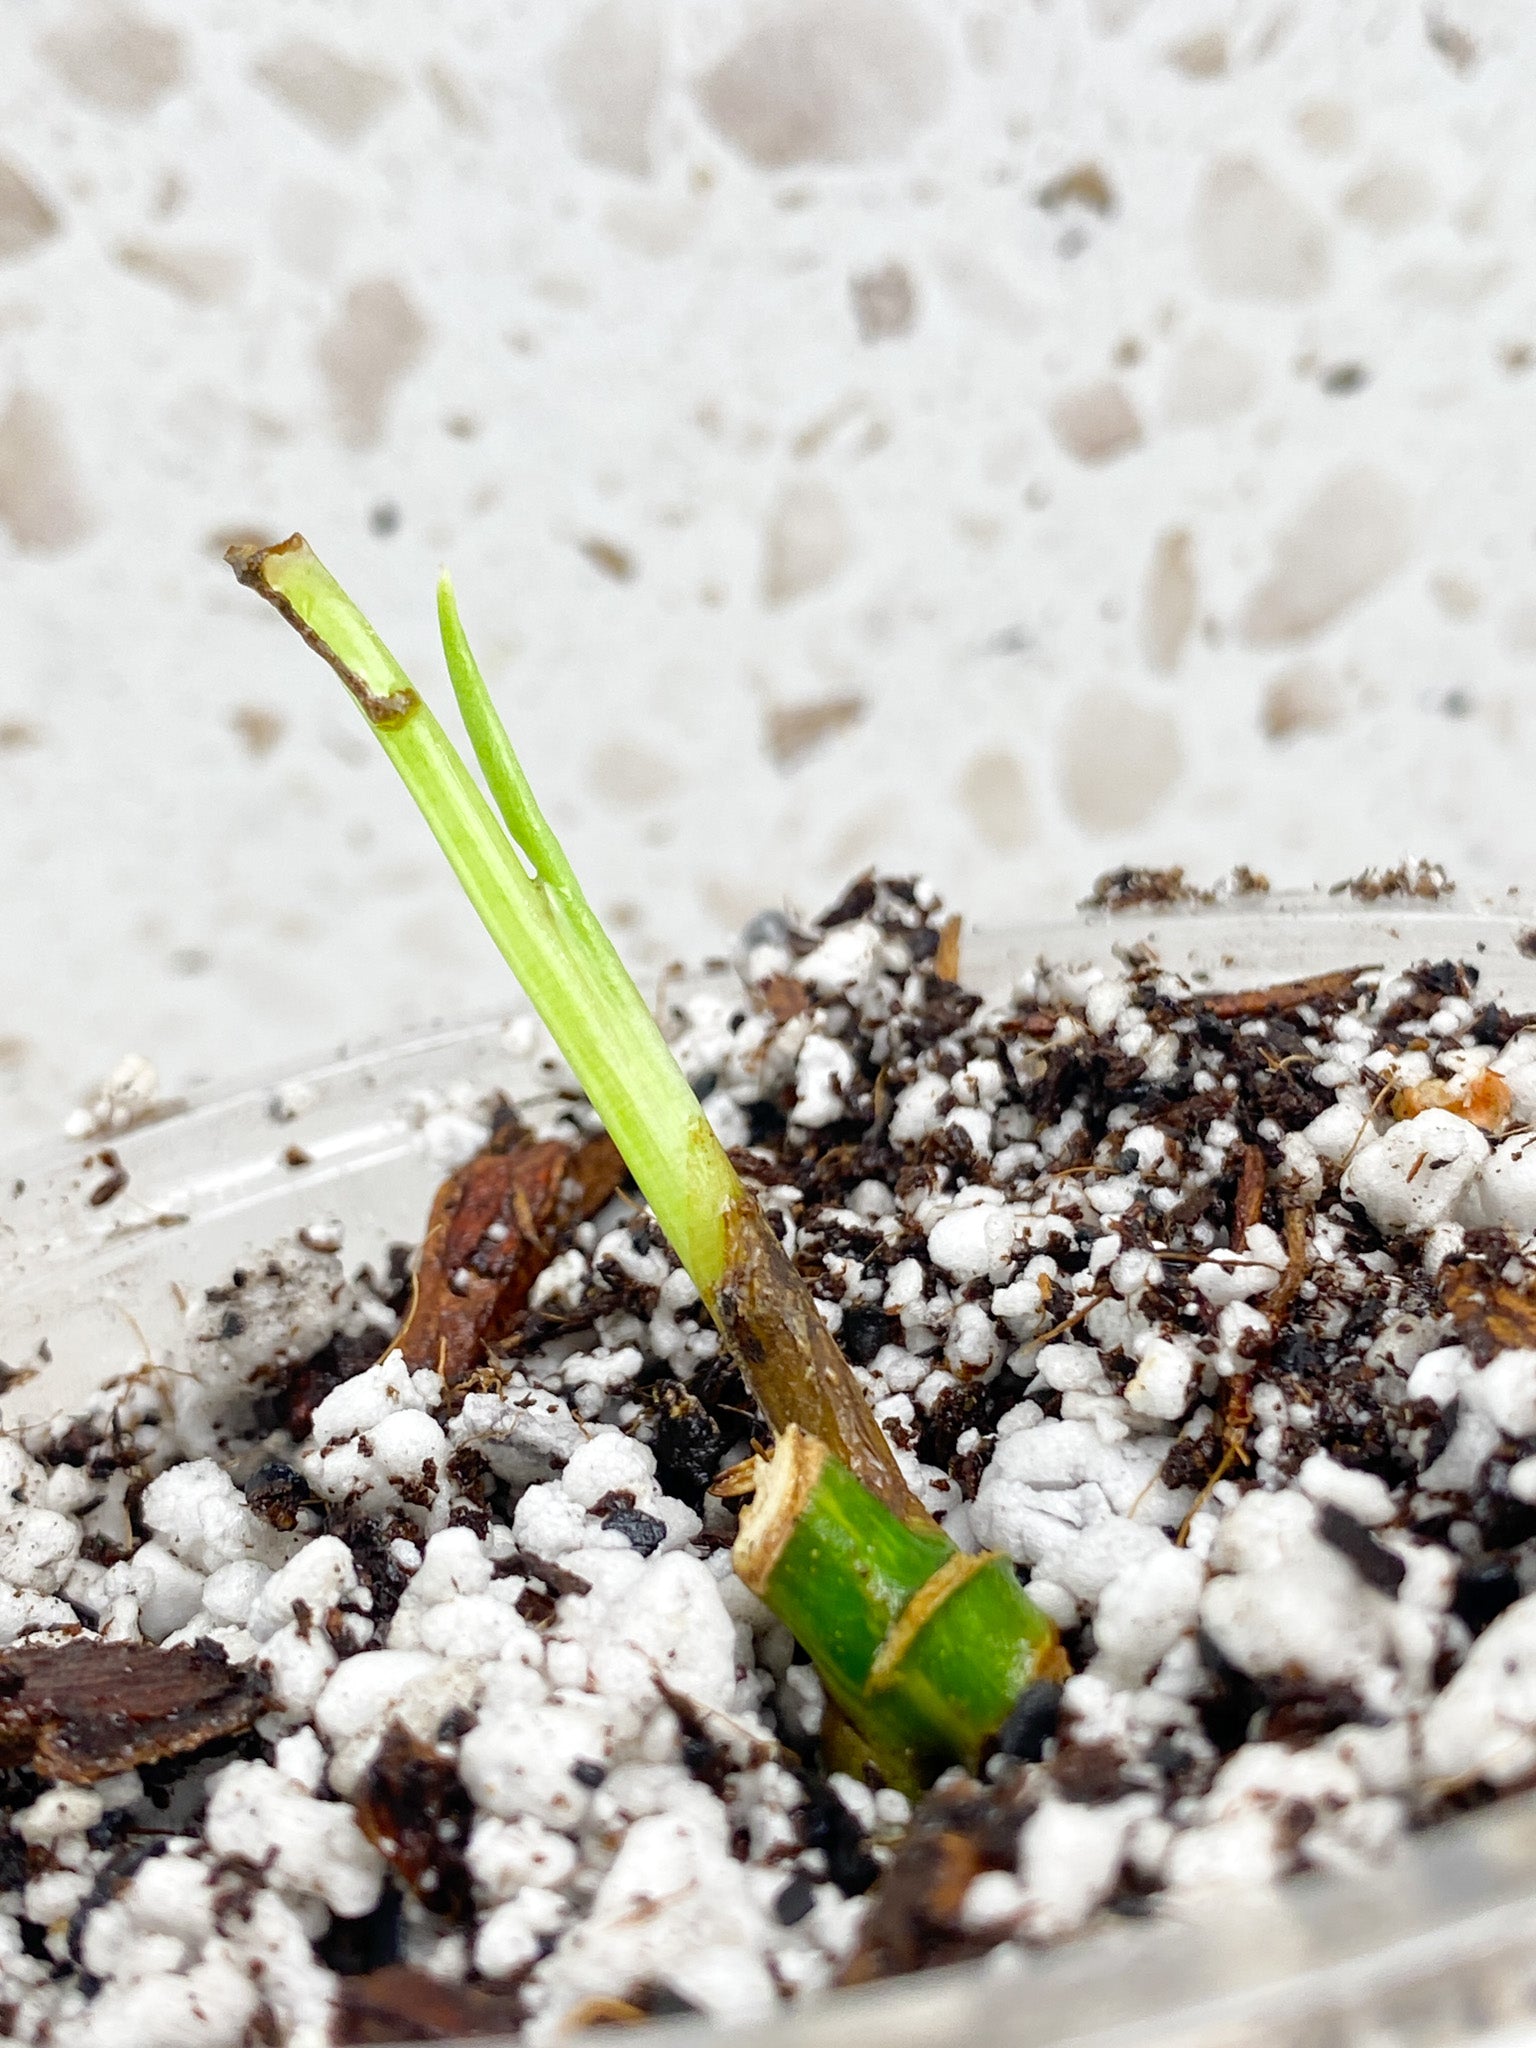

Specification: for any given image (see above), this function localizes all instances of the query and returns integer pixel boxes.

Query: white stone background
[0,0,1528,1145]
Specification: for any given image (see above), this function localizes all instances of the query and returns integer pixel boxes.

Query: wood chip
[1393,1069,1512,1132]
[1265,1205,1311,1327]
[837,1778,1028,1986]
[395,1127,625,1382]
[757,972,809,1023]
[511,1549,592,1600]
[1232,1142,1266,1251]
[0,1637,269,1784]
[562,1996,652,2029]
[932,914,962,984]
[998,1009,1061,1040]
[332,1966,527,2043]
[354,1721,472,1920]
[1440,1258,1536,1362]
[1201,966,1366,1019]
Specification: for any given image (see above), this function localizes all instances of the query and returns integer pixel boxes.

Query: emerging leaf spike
[436,573,564,889]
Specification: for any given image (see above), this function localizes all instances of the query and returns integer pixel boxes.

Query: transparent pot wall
[6,893,1536,2048]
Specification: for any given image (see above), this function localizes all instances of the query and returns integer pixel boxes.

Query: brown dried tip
[223,535,282,582]
[224,532,416,728]
[396,1126,625,1383]
[0,1637,269,1784]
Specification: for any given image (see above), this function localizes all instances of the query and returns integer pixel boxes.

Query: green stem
[227,536,727,1294]
[225,534,916,1525]
[736,1429,1064,1796]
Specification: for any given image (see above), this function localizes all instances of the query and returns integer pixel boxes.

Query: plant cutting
[225,533,1062,1793]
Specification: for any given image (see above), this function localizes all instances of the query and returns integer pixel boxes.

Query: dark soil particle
[918,1375,1015,1482]
[818,872,878,928]
[318,1887,404,1978]
[241,1459,318,1530]
[992,1681,1064,1763]
[1452,1560,1523,1636]
[17,1916,51,1964]
[355,1723,474,1921]
[656,1680,742,1800]
[774,1872,817,1925]
[1261,1680,1375,1746]
[797,1775,879,1896]
[1050,1737,1135,1805]
[1315,1503,1407,1594]
[1081,866,1201,911]
[840,1305,899,1365]
[638,1381,723,1511]
[1332,861,1453,902]
[1378,959,1477,1035]
[514,1585,557,1627]
[87,1150,130,1208]
[323,1504,419,1627]
[260,1323,396,1443]
[1194,1631,1265,1755]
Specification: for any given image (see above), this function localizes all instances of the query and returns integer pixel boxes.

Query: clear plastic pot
[6,891,1536,2048]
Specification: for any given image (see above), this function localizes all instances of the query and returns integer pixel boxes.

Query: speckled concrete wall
[0,0,1526,1141]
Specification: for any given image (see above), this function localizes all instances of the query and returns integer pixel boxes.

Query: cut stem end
[734,1430,1061,1793]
